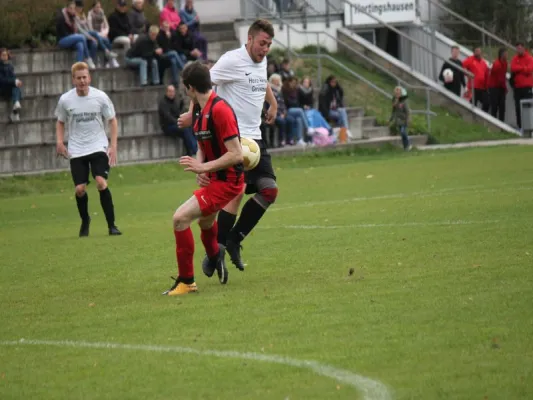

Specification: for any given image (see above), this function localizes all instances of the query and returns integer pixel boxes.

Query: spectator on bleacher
[158,84,197,156]
[0,48,23,122]
[160,0,181,31]
[282,76,309,146]
[463,47,489,112]
[108,0,135,50]
[125,25,162,86]
[88,2,115,61]
[510,42,533,130]
[56,0,96,68]
[157,20,186,86]
[262,73,289,147]
[129,0,149,36]
[319,75,349,130]
[267,60,278,78]
[389,86,411,151]
[279,58,295,82]
[179,0,208,61]
[75,1,119,68]
[174,23,203,62]
[488,48,508,122]
[438,45,465,97]
[299,77,331,132]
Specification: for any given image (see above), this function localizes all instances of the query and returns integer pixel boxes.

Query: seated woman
[88,0,119,67]
[56,0,95,68]
[299,76,331,133]
[0,48,23,122]
[319,75,349,130]
[282,76,310,145]
[76,2,118,68]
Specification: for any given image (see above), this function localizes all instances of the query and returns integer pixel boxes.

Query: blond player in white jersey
[55,62,122,238]
[179,19,278,282]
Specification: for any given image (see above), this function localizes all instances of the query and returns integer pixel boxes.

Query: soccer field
[1,146,532,400]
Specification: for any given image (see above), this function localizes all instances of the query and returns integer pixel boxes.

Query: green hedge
[0,0,160,49]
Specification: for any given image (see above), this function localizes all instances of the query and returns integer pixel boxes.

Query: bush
[0,0,160,49]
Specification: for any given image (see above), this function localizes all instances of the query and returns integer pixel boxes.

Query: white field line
[270,182,533,213]
[0,338,391,400]
[260,220,500,230]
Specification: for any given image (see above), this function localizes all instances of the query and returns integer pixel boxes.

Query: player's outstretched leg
[75,184,91,237]
[164,196,202,296]
[226,177,278,270]
[95,176,122,236]
[199,216,228,284]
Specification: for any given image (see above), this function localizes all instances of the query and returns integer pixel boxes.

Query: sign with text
[344,0,417,26]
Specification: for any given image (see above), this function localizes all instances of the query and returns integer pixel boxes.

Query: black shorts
[70,151,110,186]
[245,139,276,195]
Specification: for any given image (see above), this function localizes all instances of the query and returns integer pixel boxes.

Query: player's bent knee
[260,187,278,204]
[94,176,107,191]
[75,185,87,197]
[173,211,192,230]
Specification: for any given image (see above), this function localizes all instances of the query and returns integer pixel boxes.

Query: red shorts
[194,180,245,216]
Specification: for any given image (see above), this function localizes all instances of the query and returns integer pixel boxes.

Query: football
[241,137,261,171]
[443,68,454,83]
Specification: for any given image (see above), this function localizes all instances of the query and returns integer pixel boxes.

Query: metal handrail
[426,0,517,53]
[338,0,474,81]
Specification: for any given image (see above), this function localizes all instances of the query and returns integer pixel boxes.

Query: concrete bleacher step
[362,126,390,139]
[203,30,237,43]
[1,109,159,148]
[1,134,184,175]
[1,86,162,122]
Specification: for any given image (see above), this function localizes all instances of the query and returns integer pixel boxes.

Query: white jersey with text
[55,87,116,158]
[210,45,267,140]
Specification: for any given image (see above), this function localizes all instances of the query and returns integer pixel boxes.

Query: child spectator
[319,75,348,129]
[108,0,134,50]
[160,0,181,31]
[56,0,96,68]
[299,76,331,132]
[389,86,411,151]
[179,0,208,61]
[75,1,118,68]
[0,48,23,122]
[125,25,162,86]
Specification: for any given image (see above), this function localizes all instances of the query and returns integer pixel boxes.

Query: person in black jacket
[438,46,465,97]
[56,0,95,66]
[108,0,134,50]
[129,0,149,36]
[125,25,162,85]
[158,85,197,156]
[318,75,348,128]
[156,20,185,86]
[0,48,23,122]
[173,23,202,61]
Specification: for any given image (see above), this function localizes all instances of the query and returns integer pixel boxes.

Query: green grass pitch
[1,146,532,399]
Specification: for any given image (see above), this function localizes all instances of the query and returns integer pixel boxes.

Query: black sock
[217,209,237,246]
[229,198,266,244]
[99,188,116,228]
[76,193,89,222]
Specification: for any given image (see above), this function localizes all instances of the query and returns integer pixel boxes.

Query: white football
[241,137,261,171]
[443,68,454,83]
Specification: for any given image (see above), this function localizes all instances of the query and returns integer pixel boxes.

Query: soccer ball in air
[241,137,261,171]
[443,68,454,83]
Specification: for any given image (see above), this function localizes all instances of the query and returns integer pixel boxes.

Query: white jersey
[55,87,116,158]
[210,45,267,140]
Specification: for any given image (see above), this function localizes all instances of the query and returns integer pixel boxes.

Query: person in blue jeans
[125,25,162,86]
[262,73,290,147]
[158,85,197,156]
[179,0,208,61]
[389,86,412,150]
[319,75,349,128]
[0,48,23,122]
[56,1,96,68]
[282,76,309,145]
[156,20,185,86]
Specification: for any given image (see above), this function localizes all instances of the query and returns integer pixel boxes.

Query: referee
[55,62,122,237]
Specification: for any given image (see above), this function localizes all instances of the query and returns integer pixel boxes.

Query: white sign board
[344,0,417,26]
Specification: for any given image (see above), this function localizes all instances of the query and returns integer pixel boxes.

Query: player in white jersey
[55,62,122,237]
[179,19,278,281]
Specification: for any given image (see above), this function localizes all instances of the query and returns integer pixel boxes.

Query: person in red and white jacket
[488,48,508,122]
[510,42,533,129]
[463,47,490,112]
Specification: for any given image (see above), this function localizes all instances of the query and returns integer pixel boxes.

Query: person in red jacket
[463,47,490,112]
[510,42,533,129]
[488,48,508,122]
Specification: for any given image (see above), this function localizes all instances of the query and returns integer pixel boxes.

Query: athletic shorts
[194,180,245,216]
[244,139,276,195]
[70,151,110,186]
